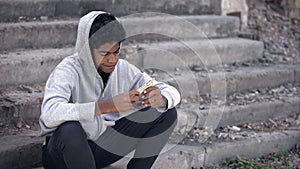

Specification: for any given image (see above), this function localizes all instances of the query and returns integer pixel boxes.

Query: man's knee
[54,121,87,147]
[164,108,178,124]
[152,108,178,133]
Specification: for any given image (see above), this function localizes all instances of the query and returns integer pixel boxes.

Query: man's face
[92,42,120,73]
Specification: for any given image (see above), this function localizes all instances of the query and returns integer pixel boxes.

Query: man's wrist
[96,100,116,115]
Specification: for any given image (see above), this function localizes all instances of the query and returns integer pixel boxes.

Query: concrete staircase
[0,0,299,169]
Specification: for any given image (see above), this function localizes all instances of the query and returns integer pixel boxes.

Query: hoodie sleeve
[155,80,181,112]
[40,63,95,129]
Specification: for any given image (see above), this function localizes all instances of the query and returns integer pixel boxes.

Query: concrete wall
[0,0,221,22]
[264,0,300,19]
[282,0,300,19]
[221,0,249,30]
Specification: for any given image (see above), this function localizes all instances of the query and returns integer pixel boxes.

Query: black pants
[42,108,177,169]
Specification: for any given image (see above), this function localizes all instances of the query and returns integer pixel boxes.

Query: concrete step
[1,129,299,169]
[1,82,300,133]
[0,133,43,169]
[176,95,300,135]
[0,0,221,23]
[134,38,263,70]
[0,85,44,125]
[0,48,74,87]
[108,130,300,168]
[195,97,300,129]
[1,64,299,122]
[176,129,299,167]
[162,64,300,97]
[0,15,239,51]
[0,38,262,87]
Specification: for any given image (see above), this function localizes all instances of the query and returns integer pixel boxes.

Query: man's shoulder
[116,59,141,77]
[57,54,79,68]
[117,59,139,70]
[117,59,129,65]
[52,53,80,76]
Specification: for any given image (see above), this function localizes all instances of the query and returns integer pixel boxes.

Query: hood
[75,11,108,78]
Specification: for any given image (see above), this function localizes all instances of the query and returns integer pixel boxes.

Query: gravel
[173,83,300,145]
[0,121,40,137]
[246,0,300,63]
[183,83,300,108]
[0,84,44,136]
[176,113,300,146]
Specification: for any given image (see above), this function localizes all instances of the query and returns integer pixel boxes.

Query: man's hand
[112,90,140,112]
[96,90,139,115]
[141,86,167,108]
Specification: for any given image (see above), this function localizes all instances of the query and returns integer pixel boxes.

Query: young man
[40,11,180,169]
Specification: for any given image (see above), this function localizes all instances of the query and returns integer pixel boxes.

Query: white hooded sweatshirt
[39,11,181,141]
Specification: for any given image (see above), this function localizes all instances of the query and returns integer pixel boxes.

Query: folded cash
[137,78,154,94]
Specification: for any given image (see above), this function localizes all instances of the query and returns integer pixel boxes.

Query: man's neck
[98,70,110,87]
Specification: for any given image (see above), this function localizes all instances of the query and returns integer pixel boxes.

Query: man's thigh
[92,108,177,160]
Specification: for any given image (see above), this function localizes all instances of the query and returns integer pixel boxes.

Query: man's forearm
[94,91,140,116]
[95,100,117,115]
